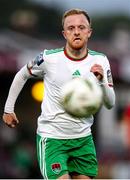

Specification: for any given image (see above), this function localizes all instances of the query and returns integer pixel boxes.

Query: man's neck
[65,45,88,60]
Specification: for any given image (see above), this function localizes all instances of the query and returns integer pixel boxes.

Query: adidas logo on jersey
[72,70,81,78]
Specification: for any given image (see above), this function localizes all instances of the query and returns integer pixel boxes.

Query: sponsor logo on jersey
[34,53,44,66]
[51,163,62,174]
[72,70,81,78]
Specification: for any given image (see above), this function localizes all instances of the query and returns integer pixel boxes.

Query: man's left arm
[90,58,115,109]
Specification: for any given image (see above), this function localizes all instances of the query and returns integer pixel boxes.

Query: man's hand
[90,64,104,81]
[3,113,19,128]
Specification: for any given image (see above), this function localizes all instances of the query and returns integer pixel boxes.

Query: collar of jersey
[64,48,88,61]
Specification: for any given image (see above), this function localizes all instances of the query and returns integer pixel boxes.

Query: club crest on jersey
[51,163,62,174]
[34,53,44,66]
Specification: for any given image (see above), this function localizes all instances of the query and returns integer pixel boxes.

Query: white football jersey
[28,48,114,139]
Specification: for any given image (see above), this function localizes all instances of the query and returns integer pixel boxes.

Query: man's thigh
[36,135,69,179]
[68,135,98,178]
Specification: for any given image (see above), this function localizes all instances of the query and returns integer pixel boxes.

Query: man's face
[62,14,92,50]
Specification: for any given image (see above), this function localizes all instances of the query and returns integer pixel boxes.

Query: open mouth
[74,38,81,41]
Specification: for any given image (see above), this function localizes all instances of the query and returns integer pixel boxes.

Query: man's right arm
[3,51,45,127]
[3,65,31,128]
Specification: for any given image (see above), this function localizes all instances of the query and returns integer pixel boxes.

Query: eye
[67,26,74,31]
[79,25,86,30]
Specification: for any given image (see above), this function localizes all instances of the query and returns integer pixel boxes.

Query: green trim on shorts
[36,134,98,179]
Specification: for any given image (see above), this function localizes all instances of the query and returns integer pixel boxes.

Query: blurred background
[0,0,130,178]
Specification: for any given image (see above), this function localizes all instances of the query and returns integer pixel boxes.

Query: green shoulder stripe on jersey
[45,47,64,55]
[88,49,105,57]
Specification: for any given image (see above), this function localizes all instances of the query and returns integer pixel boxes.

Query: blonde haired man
[3,9,115,179]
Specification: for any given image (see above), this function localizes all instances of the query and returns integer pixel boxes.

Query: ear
[88,28,92,38]
[62,30,67,39]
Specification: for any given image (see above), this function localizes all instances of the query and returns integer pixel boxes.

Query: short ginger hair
[62,8,91,29]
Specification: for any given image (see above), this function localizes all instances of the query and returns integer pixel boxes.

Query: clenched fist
[90,64,104,81]
[3,113,19,128]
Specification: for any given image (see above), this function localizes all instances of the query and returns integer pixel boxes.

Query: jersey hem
[36,131,92,139]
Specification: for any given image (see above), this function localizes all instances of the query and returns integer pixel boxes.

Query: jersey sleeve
[102,56,113,87]
[101,56,115,109]
[4,65,31,113]
[27,51,46,77]
[4,50,47,113]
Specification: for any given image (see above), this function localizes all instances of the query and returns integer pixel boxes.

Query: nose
[74,27,80,36]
